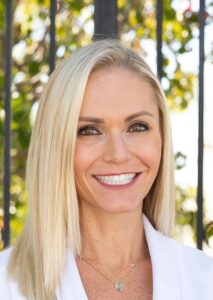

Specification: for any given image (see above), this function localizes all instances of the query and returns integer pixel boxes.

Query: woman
[0,39,213,300]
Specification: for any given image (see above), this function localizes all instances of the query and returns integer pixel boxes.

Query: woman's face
[74,67,162,214]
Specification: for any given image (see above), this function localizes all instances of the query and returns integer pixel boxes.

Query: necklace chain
[80,256,142,292]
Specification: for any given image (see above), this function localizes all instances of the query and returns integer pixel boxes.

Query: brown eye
[128,122,149,132]
[77,126,100,136]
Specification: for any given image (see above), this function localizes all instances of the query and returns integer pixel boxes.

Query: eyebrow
[125,111,154,122]
[79,111,154,123]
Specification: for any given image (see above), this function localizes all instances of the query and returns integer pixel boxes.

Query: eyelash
[77,126,100,136]
[128,122,150,132]
[77,122,150,136]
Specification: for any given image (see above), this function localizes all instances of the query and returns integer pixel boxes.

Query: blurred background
[0,0,213,256]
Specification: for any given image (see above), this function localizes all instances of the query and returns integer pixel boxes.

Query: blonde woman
[0,39,213,300]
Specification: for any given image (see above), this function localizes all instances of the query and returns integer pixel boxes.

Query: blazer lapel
[143,214,182,300]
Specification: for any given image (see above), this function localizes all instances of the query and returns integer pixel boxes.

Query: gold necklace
[80,256,141,292]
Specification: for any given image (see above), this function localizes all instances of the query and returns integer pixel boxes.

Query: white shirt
[1,215,213,299]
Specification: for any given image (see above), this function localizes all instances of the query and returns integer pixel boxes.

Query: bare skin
[74,67,161,299]
[76,253,152,300]
[76,206,153,299]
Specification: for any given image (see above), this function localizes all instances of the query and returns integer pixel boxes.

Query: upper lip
[93,172,141,176]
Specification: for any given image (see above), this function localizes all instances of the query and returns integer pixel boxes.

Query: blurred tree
[0,0,213,250]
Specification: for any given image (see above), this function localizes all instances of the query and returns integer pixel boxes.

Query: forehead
[80,67,159,119]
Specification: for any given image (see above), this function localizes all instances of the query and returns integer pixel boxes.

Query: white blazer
[1,215,213,300]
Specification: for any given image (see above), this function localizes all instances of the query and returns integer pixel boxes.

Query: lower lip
[93,174,140,190]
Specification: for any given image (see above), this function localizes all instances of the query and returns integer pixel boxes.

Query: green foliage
[175,185,197,242]
[0,0,213,250]
[0,0,94,250]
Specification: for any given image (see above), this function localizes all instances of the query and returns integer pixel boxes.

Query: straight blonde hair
[8,39,175,299]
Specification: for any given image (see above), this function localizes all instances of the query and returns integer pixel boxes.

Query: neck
[79,203,149,269]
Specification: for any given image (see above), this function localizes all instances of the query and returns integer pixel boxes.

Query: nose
[103,134,131,164]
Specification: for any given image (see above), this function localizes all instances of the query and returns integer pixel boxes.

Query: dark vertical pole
[156,0,163,80]
[49,0,56,74]
[197,0,205,250]
[3,0,13,248]
[94,0,117,40]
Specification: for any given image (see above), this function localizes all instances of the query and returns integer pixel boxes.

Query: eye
[77,125,101,136]
[128,122,149,132]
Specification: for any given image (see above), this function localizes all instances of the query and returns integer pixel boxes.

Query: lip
[93,172,141,176]
[92,172,141,189]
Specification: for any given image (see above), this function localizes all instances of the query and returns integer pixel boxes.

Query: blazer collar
[143,214,182,300]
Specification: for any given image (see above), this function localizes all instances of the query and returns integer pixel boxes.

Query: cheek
[74,145,90,197]
[136,135,162,170]
[74,142,99,175]
[75,142,88,170]
[74,143,101,199]
[150,137,162,170]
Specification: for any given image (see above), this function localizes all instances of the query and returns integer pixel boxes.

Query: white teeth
[95,173,136,185]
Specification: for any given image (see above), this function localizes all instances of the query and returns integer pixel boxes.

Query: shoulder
[0,247,13,267]
[168,236,213,299]
[169,236,213,274]
[154,226,213,271]
[162,229,213,272]
[0,247,14,298]
[171,236,213,298]
[0,246,13,276]
[144,214,213,272]
[163,232,213,264]
[144,215,213,299]
[0,247,26,300]
[164,235,213,297]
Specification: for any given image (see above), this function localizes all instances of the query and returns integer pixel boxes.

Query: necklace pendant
[114,281,124,292]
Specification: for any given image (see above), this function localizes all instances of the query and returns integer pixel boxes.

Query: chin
[99,201,143,215]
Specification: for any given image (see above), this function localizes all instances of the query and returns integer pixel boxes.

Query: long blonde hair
[8,39,174,299]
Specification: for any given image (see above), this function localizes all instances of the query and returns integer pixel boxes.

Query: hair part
[8,39,175,299]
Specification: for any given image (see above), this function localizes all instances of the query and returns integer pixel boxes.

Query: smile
[94,173,139,186]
